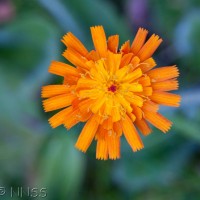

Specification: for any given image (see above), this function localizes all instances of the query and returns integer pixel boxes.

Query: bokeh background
[0,0,200,199]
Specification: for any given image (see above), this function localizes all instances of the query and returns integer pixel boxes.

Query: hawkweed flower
[42,26,181,160]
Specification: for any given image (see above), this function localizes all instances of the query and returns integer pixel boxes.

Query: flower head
[42,26,181,160]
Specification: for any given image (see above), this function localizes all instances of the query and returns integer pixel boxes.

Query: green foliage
[0,0,200,199]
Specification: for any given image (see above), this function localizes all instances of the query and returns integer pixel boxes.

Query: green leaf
[173,116,200,142]
[35,132,85,199]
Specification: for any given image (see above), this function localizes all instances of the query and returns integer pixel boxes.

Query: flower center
[108,84,117,93]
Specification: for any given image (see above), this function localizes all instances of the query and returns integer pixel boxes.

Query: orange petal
[79,89,103,99]
[138,75,151,86]
[71,99,92,122]
[120,40,131,54]
[107,35,119,53]
[104,96,113,116]
[151,79,179,91]
[76,78,98,90]
[139,58,156,73]
[75,114,100,152]
[48,61,79,77]
[90,59,109,82]
[131,28,148,54]
[136,86,152,96]
[90,95,106,113]
[79,110,92,122]
[142,100,159,112]
[90,26,107,58]
[130,56,140,71]
[78,98,95,113]
[123,68,142,83]
[105,51,122,75]
[63,76,79,85]
[48,106,73,128]
[138,34,163,61]
[111,100,121,122]
[144,111,172,133]
[113,121,122,136]
[85,60,96,69]
[125,94,143,107]
[121,83,143,93]
[41,85,72,98]
[96,125,106,140]
[87,50,99,61]
[115,65,130,81]
[96,138,108,160]
[147,66,179,82]
[121,115,144,151]
[131,104,143,120]
[150,91,181,107]
[63,108,80,129]
[106,133,120,160]
[135,118,152,136]
[116,93,132,113]
[62,32,88,56]
[120,53,133,68]
[42,93,75,112]
[63,48,89,70]
[71,98,81,109]
[128,112,136,122]
[102,116,113,130]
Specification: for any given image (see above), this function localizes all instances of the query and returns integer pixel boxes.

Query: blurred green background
[0,0,200,199]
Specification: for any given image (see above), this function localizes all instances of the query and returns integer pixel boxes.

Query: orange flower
[42,26,181,160]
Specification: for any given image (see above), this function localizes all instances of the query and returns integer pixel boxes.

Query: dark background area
[0,0,200,199]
